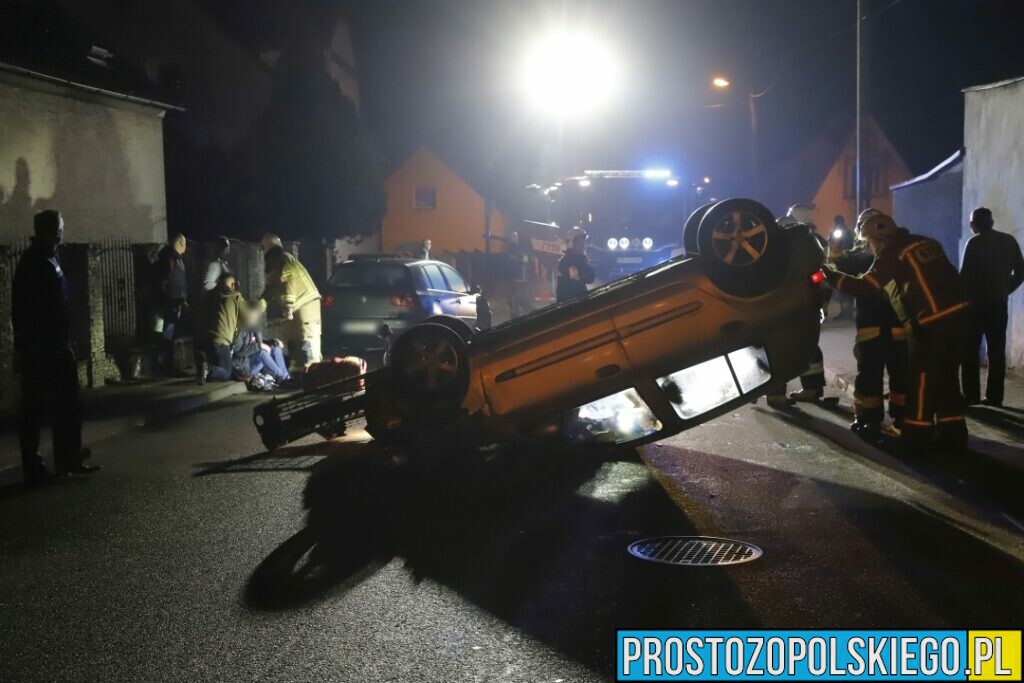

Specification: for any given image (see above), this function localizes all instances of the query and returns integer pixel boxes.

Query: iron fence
[97,236,137,350]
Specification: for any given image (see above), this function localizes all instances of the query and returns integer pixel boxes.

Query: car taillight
[810,270,826,285]
[390,293,417,308]
[322,294,335,308]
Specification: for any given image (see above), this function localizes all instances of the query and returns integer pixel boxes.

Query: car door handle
[595,364,621,378]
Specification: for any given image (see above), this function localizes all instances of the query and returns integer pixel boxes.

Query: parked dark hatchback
[321,256,479,361]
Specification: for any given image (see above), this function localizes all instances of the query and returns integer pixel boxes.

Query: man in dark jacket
[960,207,1024,406]
[12,210,99,482]
[153,233,189,375]
[556,229,594,302]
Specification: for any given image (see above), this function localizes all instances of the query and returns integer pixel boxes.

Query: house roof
[962,75,1024,93]
[760,114,852,216]
[0,1,182,110]
[890,148,964,191]
[760,114,909,216]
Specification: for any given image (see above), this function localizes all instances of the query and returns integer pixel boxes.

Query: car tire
[683,202,716,255]
[423,314,476,342]
[697,197,788,297]
[389,322,471,402]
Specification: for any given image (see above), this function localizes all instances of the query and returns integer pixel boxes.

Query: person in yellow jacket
[261,246,322,370]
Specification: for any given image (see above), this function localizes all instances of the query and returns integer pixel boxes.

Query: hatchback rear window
[329,262,413,289]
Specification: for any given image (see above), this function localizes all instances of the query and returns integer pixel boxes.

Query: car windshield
[329,262,413,289]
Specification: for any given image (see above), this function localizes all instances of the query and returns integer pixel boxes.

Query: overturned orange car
[254,198,826,452]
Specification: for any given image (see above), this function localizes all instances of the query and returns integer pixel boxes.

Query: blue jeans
[207,344,233,381]
[250,346,290,381]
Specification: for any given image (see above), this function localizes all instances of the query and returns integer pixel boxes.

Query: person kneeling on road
[824,209,970,455]
[201,273,262,382]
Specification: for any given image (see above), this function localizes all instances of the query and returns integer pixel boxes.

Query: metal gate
[97,237,137,350]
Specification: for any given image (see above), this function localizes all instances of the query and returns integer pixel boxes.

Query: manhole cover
[627,536,762,566]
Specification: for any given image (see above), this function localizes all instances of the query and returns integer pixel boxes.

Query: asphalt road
[1,392,1022,682]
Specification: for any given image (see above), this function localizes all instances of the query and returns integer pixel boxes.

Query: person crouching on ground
[201,273,261,382]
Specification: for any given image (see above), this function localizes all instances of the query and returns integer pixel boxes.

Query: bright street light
[703,176,711,184]
[521,28,620,119]
[712,76,731,89]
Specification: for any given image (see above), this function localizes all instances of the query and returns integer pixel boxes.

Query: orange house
[381,148,506,256]
[765,116,911,233]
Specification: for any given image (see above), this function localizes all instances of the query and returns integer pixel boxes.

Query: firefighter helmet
[786,203,815,225]
[855,209,898,241]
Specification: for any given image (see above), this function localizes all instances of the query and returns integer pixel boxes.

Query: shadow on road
[759,404,1024,522]
[244,438,762,671]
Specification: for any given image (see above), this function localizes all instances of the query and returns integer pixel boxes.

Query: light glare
[642,237,654,250]
[666,178,679,187]
[607,238,618,250]
[832,229,844,240]
[618,237,630,249]
[712,76,731,89]
[643,168,671,179]
[578,178,592,187]
[522,29,620,119]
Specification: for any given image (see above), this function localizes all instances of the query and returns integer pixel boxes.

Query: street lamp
[709,75,762,195]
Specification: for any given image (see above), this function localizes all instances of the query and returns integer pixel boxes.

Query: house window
[414,186,437,209]
[844,162,881,199]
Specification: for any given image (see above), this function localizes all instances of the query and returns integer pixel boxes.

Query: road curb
[142,381,249,423]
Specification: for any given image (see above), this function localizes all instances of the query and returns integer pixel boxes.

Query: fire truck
[524,169,713,282]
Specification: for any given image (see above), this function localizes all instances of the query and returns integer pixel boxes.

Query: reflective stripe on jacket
[263,252,320,312]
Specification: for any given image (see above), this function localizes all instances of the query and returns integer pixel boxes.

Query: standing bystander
[556,229,594,302]
[12,210,100,483]
[152,233,189,375]
[203,237,232,291]
[960,207,1024,407]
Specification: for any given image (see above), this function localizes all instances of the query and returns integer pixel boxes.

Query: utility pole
[855,0,863,214]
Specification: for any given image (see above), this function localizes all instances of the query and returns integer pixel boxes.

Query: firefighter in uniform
[829,236,908,440]
[261,246,322,371]
[824,209,969,453]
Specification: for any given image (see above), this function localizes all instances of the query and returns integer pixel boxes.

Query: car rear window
[421,264,448,291]
[440,265,470,294]
[329,262,414,288]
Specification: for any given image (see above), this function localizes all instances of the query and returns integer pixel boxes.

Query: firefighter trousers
[902,317,969,453]
[853,328,908,425]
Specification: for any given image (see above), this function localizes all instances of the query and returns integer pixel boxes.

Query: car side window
[440,265,470,294]
[422,264,448,291]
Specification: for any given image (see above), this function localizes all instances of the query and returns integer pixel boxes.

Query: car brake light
[810,270,826,285]
[322,294,335,308]
[390,293,417,308]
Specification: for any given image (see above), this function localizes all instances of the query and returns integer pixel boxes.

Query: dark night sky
[350,0,1024,203]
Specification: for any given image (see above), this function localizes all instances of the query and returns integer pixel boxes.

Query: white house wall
[0,79,167,244]
[963,78,1024,368]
